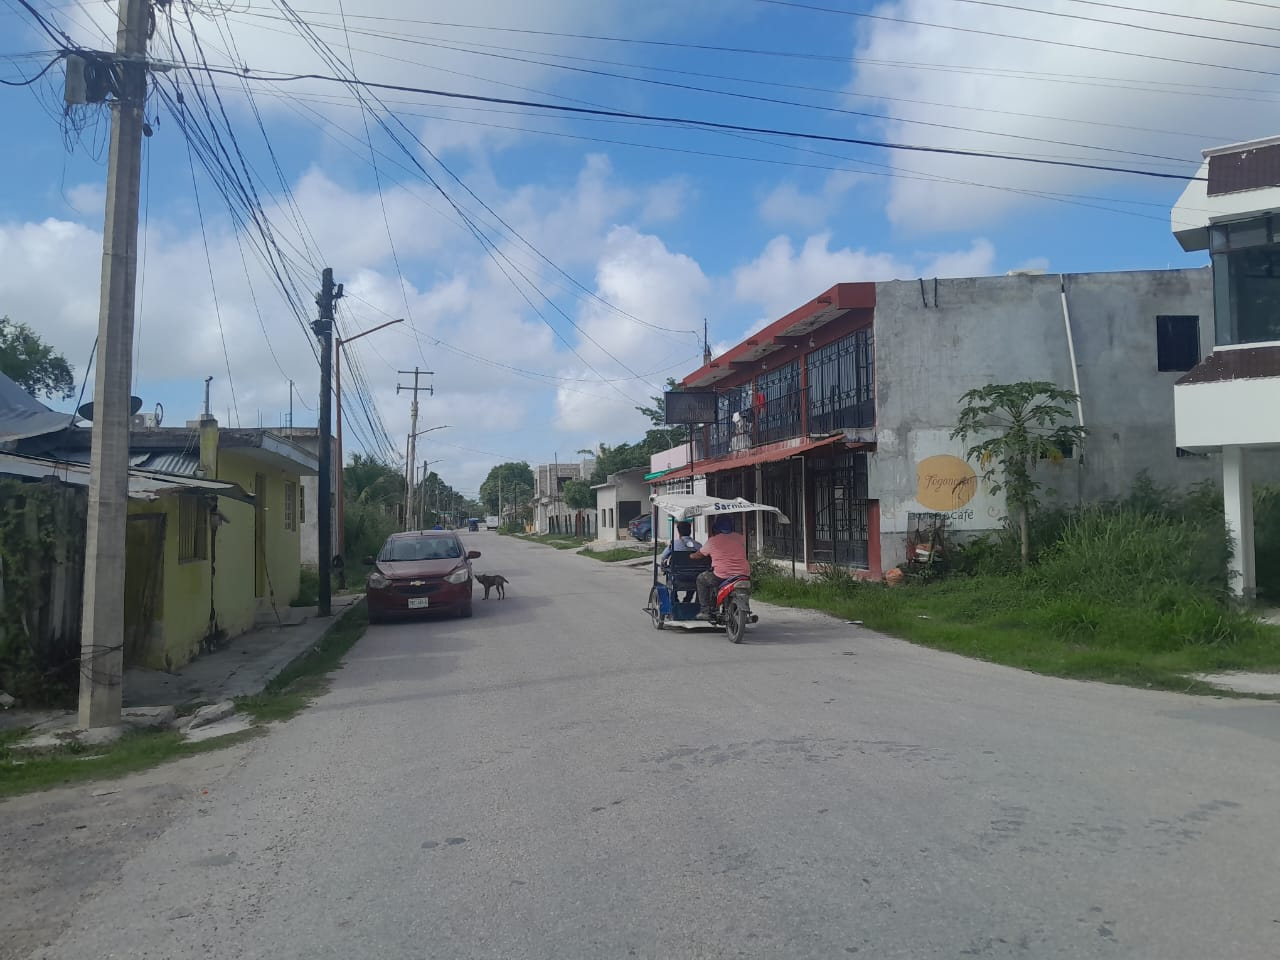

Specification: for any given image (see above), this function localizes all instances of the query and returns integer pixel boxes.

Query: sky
[1,0,1275,499]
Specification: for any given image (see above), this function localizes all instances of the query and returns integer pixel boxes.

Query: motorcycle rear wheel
[725,596,747,644]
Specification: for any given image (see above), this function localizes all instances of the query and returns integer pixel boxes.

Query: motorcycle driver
[690,514,750,619]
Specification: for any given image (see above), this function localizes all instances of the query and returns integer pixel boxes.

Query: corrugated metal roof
[1208,143,1280,197]
[1176,345,1280,385]
[0,453,250,502]
[139,451,201,476]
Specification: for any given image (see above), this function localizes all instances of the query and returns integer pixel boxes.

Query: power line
[0,53,60,85]
[186,63,1207,182]
[750,0,1280,79]
[227,17,1198,168]
[945,0,1280,51]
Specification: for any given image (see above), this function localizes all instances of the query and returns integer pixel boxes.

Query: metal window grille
[299,483,305,525]
[809,451,870,569]
[806,329,875,434]
[756,359,803,445]
[178,495,208,562]
[284,481,297,532]
[709,383,753,458]
[760,460,800,558]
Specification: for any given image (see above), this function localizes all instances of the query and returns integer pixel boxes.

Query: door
[123,514,166,666]
[809,452,870,569]
[254,472,266,598]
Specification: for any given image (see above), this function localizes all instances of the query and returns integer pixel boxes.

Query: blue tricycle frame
[642,493,790,640]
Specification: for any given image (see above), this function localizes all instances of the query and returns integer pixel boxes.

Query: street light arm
[337,317,404,347]
[411,424,452,439]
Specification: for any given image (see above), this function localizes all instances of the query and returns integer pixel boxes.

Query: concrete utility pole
[313,268,343,618]
[333,317,402,553]
[77,0,149,730]
[397,368,433,531]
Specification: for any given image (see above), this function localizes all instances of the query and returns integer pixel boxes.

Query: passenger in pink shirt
[690,515,750,618]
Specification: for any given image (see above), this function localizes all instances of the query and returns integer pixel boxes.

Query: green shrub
[1255,485,1280,601]
[292,567,319,607]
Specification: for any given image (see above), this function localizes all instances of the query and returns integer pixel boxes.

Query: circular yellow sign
[916,455,978,511]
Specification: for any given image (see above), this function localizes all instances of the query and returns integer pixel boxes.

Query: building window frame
[806,328,875,435]
[178,494,209,563]
[284,480,297,532]
[1156,314,1200,372]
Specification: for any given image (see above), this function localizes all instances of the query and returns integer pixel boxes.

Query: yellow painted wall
[127,448,308,671]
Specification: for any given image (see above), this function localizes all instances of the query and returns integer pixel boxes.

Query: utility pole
[397,368,433,531]
[313,268,343,618]
[77,0,149,730]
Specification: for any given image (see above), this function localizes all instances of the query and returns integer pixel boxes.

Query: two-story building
[1172,135,1280,599]
[666,268,1244,577]
[533,457,595,535]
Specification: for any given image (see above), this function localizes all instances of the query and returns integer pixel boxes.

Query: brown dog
[476,573,508,599]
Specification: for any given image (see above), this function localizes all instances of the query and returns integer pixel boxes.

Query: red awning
[649,434,856,483]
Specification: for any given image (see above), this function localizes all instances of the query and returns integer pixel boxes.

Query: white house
[1172,135,1280,599]
[591,467,650,542]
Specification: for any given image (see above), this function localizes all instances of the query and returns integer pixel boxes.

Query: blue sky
[0,0,1270,497]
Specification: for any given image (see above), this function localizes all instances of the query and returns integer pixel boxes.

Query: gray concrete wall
[870,267,1232,568]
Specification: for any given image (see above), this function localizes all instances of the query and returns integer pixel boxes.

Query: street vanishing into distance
[11,533,1280,960]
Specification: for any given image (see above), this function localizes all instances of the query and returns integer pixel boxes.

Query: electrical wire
[185,64,1208,182]
[750,0,1280,79]
[0,52,60,85]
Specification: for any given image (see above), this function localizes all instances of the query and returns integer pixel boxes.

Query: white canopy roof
[649,493,790,523]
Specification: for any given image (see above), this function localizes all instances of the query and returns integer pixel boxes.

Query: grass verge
[236,602,368,723]
[754,571,1280,693]
[579,546,651,562]
[0,726,260,799]
[516,533,590,549]
[0,604,369,798]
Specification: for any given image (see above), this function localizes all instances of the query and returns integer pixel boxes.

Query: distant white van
[485,516,500,530]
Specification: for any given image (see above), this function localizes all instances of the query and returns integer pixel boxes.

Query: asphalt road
[30,533,1280,959]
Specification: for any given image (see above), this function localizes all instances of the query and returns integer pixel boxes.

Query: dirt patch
[0,741,254,959]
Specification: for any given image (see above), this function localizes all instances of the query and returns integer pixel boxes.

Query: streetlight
[404,425,452,530]
[419,458,445,528]
[334,317,404,554]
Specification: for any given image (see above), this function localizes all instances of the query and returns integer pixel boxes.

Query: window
[807,328,875,435]
[1156,315,1200,372]
[178,496,208,562]
[284,481,297,531]
[1212,246,1280,346]
[299,484,306,525]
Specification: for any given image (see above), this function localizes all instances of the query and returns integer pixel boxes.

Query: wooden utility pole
[397,368,432,531]
[313,268,343,618]
[77,0,149,730]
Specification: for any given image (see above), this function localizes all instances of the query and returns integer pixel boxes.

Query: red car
[364,531,480,623]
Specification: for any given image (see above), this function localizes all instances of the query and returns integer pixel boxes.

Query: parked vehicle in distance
[628,514,653,541]
[485,516,500,530]
[364,530,480,623]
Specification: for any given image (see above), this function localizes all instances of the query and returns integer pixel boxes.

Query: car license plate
[408,597,429,609]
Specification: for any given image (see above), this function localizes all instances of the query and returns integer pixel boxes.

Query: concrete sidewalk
[123,593,361,707]
[1,594,362,737]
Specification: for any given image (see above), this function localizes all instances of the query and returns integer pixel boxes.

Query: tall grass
[752,474,1280,690]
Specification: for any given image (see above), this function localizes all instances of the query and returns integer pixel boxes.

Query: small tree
[952,381,1087,568]
[0,317,74,399]
[562,478,594,510]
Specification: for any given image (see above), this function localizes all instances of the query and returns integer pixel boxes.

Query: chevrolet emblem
[409,580,426,586]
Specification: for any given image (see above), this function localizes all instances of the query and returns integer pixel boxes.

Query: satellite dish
[75,396,144,422]
[154,402,164,427]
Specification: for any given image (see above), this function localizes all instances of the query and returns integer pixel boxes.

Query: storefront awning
[650,433,862,482]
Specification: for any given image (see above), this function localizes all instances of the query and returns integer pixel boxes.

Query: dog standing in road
[477,573,509,599]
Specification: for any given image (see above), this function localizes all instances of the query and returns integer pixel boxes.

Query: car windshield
[381,536,462,562]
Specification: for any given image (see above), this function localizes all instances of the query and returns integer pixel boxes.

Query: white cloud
[918,238,997,279]
[733,232,910,322]
[555,226,710,437]
[847,0,1279,229]
[641,176,693,223]
[758,171,863,228]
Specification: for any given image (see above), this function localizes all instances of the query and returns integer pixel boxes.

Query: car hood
[377,558,467,579]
